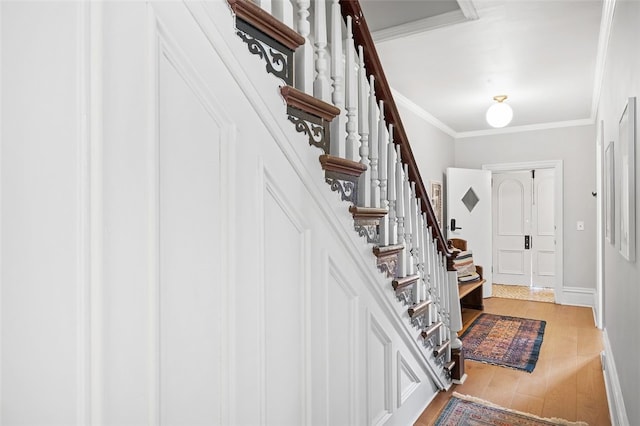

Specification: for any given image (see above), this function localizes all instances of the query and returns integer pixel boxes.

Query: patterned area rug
[435,393,588,426]
[461,313,546,372]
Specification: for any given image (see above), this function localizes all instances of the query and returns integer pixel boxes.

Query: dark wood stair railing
[339,0,454,264]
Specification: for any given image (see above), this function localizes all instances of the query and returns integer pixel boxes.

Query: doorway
[483,161,564,303]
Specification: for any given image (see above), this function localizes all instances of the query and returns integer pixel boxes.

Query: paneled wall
[1,2,440,424]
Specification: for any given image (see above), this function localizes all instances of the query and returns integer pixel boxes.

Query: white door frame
[482,161,564,302]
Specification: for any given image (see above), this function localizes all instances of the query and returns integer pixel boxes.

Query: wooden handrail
[339,0,452,259]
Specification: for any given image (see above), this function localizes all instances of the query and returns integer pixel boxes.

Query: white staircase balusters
[329,0,345,158]
[294,0,313,94]
[254,0,273,13]
[357,46,371,207]
[403,165,414,276]
[386,140,397,245]
[344,16,358,162]
[368,76,380,209]
[312,0,331,102]
[395,146,406,278]
[377,102,389,246]
[412,192,422,301]
[271,0,294,27]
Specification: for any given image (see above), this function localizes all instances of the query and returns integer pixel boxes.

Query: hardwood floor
[415,297,611,425]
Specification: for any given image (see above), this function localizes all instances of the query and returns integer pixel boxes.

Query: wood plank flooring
[415,297,611,425]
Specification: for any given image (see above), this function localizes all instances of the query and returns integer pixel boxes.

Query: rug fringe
[451,392,589,426]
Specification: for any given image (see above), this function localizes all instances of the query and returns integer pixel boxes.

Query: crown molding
[590,0,617,121]
[455,118,595,139]
[457,0,479,20]
[372,9,471,43]
[391,88,457,138]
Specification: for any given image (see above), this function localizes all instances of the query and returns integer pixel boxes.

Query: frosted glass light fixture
[486,95,513,128]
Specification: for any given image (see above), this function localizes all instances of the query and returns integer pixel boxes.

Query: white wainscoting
[1,1,442,424]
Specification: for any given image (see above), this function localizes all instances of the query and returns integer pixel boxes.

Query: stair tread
[421,321,442,339]
[408,299,432,318]
[392,274,420,290]
[280,86,340,121]
[228,0,304,50]
[433,339,450,358]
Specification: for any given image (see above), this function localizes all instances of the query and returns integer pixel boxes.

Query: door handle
[450,218,462,231]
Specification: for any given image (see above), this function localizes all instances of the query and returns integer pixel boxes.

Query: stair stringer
[191,2,449,424]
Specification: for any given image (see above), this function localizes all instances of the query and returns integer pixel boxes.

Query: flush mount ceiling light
[486,95,513,128]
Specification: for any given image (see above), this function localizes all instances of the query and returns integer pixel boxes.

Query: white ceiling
[360,0,605,137]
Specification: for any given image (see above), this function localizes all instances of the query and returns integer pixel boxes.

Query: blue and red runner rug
[460,313,546,372]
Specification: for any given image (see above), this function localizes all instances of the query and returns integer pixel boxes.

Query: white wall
[1,2,445,424]
[1,2,85,423]
[397,102,455,187]
[454,125,598,293]
[596,1,640,424]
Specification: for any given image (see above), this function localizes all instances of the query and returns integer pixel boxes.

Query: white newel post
[313,0,331,102]
[344,16,358,162]
[387,140,397,245]
[377,102,389,246]
[368,76,381,208]
[357,46,371,207]
[448,269,462,349]
[395,147,406,278]
[427,226,437,324]
[294,0,313,94]
[329,0,346,158]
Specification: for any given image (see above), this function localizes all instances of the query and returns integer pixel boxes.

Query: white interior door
[492,169,556,288]
[446,168,492,297]
[532,169,556,287]
[492,171,532,285]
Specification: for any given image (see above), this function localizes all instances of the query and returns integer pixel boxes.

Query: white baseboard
[602,329,630,426]
[559,286,595,308]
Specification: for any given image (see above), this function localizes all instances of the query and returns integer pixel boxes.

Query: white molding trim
[457,0,479,20]
[391,86,594,140]
[391,88,457,137]
[76,2,91,424]
[146,5,161,425]
[372,10,470,44]
[559,286,595,308]
[456,118,594,139]
[88,2,104,424]
[482,160,564,301]
[590,0,617,121]
[602,329,630,426]
[396,351,421,408]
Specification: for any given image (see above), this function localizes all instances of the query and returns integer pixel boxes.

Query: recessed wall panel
[263,177,307,426]
[158,46,223,424]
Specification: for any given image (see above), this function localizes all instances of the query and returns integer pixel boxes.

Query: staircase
[227,0,464,394]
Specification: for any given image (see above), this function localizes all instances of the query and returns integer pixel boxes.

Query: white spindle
[313,0,330,101]
[395,149,406,278]
[272,0,293,27]
[403,165,413,275]
[344,17,358,161]
[387,142,397,245]
[255,0,273,13]
[368,76,381,208]
[294,0,313,94]
[378,101,389,246]
[357,46,371,207]
[329,0,345,158]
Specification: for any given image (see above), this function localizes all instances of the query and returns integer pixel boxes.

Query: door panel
[446,168,492,297]
[493,171,532,285]
[532,169,555,286]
